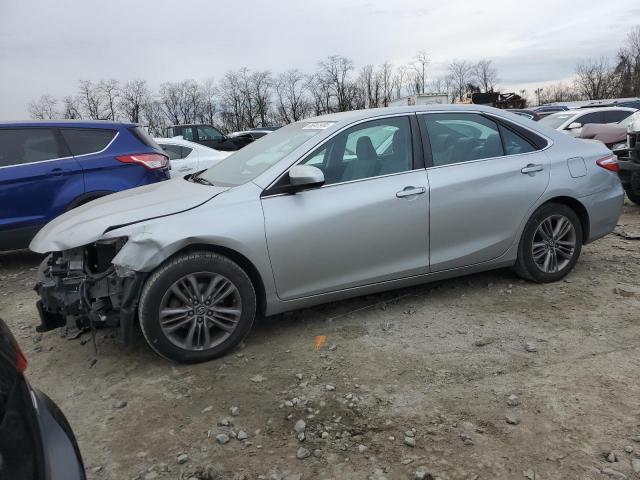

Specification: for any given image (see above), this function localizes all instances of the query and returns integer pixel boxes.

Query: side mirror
[567,122,582,130]
[288,165,325,190]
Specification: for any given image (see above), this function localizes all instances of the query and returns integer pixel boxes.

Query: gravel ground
[1,201,640,480]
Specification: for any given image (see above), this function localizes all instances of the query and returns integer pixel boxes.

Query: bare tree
[574,57,619,99]
[99,79,120,120]
[358,64,381,108]
[306,74,332,116]
[218,70,246,131]
[78,80,107,119]
[392,64,408,99]
[379,61,394,106]
[250,71,273,126]
[62,96,82,119]
[119,79,149,123]
[28,94,58,119]
[275,69,309,124]
[159,81,185,125]
[413,51,430,94]
[471,59,498,92]
[318,55,356,112]
[197,78,218,126]
[448,59,472,101]
[538,82,582,104]
[142,100,167,137]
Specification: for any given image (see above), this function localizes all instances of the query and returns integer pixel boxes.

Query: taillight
[116,153,169,170]
[596,154,620,173]
[16,343,27,372]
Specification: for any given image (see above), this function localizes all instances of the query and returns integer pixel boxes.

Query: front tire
[514,203,583,283]
[139,252,256,363]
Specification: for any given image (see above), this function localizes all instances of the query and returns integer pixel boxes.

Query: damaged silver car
[31,106,624,363]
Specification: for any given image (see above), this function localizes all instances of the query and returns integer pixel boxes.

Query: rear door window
[603,110,632,124]
[420,113,504,166]
[0,128,63,167]
[60,128,116,155]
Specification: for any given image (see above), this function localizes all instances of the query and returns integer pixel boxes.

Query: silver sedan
[31,105,624,363]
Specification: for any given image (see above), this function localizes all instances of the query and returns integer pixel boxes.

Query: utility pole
[535,88,543,106]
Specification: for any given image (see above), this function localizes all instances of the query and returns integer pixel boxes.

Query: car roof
[544,106,637,118]
[154,136,219,152]
[0,119,137,128]
[305,104,520,123]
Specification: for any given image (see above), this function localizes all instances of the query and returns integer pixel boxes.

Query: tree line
[27,26,640,135]
[26,51,498,136]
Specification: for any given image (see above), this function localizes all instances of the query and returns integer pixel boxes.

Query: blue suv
[0,121,169,250]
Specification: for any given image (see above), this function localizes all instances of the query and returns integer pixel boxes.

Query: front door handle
[521,164,544,174]
[49,168,65,177]
[396,186,426,198]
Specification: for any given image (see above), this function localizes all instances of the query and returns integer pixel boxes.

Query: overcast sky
[1,0,639,119]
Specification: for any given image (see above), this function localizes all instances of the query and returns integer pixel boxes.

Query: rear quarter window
[60,128,116,155]
[130,126,161,150]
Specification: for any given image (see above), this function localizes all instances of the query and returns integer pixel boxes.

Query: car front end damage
[35,237,146,344]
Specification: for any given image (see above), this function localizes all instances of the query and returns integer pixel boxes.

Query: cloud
[0,0,637,118]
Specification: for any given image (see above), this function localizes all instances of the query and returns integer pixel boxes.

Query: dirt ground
[2,201,640,480]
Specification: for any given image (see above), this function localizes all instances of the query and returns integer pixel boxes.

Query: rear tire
[624,184,640,205]
[139,252,256,363]
[514,203,583,283]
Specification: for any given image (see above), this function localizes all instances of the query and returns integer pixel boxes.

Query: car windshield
[197,122,331,186]
[620,111,640,128]
[539,113,575,129]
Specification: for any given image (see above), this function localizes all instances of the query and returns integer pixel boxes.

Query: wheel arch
[66,190,114,211]
[541,196,590,243]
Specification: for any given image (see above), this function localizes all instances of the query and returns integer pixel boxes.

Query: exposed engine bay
[35,238,145,344]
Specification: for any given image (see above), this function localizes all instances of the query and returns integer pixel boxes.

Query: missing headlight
[85,237,127,274]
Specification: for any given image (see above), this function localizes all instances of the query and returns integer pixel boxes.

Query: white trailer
[388,93,449,107]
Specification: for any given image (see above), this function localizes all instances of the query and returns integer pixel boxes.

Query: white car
[154,137,231,177]
[538,107,636,137]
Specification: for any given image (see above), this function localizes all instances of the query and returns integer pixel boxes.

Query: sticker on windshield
[303,122,335,130]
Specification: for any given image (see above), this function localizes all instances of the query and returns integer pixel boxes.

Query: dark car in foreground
[0,120,170,250]
[0,318,85,479]
[165,124,251,151]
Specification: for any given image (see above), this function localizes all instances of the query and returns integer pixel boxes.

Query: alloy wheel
[158,272,242,351]
[531,214,577,273]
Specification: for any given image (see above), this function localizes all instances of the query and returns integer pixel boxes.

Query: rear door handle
[396,186,426,198]
[521,164,544,174]
[49,168,65,177]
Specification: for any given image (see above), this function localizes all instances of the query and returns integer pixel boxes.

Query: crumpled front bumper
[35,247,146,344]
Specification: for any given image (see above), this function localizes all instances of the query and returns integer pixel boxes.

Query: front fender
[108,182,277,298]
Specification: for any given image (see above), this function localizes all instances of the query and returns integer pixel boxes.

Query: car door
[261,115,430,301]
[0,127,84,249]
[419,112,550,272]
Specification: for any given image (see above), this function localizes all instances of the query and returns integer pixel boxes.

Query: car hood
[30,177,228,253]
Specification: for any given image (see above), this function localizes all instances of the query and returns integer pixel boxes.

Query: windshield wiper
[192,176,214,186]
